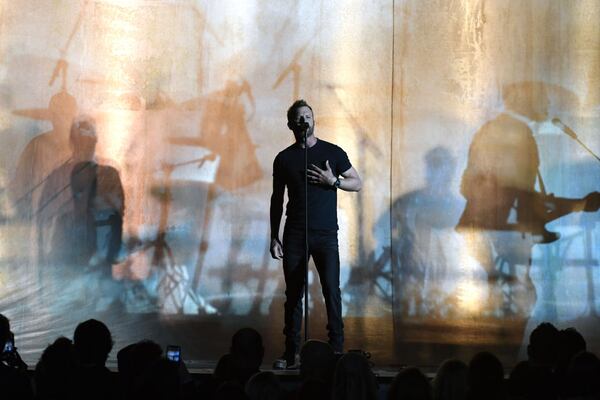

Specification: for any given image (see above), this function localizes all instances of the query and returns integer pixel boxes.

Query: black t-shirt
[273,139,352,230]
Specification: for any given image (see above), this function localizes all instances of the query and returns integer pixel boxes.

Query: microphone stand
[303,128,309,343]
[553,119,600,163]
[554,120,600,318]
[570,135,600,164]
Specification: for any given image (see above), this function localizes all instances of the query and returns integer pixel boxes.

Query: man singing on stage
[270,99,362,368]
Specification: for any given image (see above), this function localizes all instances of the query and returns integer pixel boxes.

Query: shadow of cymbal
[166,136,206,147]
[12,91,78,122]
[12,108,52,121]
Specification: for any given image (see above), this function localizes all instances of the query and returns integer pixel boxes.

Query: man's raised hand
[308,160,336,186]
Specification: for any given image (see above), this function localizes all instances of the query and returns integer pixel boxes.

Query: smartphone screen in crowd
[3,333,14,355]
[166,345,181,363]
[3,340,13,354]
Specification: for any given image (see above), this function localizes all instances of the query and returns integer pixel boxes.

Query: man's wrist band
[333,178,341,188]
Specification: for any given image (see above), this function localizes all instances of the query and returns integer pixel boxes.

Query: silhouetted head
[527,322,559,367]
[502,82,549,122]
[70,115,97,161]
[245,371,281,400]
[432,359,468,400]
[557,327,586,371]
[0,314,9,350]
[131,357,181,400]
[468,352,505,399]
[230,327,264,371]
[332,352,378,400]
[49,91,78,132]
[73,319,113,367]
[388,367,432,400]
[507,361,529,399]
[565,351,600,398]
[214,353,235,383]
[38,336,74,369]
[287,99,315,142]
[425,146,456,189]
[117,340,163,382]
[508,360,557,400]
[300,339,336,383]
[35,337,76,399]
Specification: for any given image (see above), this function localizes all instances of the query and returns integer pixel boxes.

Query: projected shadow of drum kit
[8,2,268,315]
[143,89,263,315]
[139,147,220,315]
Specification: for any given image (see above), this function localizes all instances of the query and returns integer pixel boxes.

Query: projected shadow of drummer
[385,147,464,319]
[9,91,78,222]
[36,116,125,310]
[456,82,600,318]
[9,0,88,223]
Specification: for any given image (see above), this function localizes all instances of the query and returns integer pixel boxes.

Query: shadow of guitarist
[457,82,600,317]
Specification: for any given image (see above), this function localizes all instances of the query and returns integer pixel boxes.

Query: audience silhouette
[527,322,559,368]
[130,357,193,400]
[298,339,336,385]
[34,336,76,400]
[388,367,432,400]
[198,327,264,399]
[556,327,586,379]
[245,371,282,400]
[508,360,557,400]
[563,351,600,399]
[331,352,378,400]
[72,318,119,399]
[230,327,265,386]
[0,319,596,399]
[432,359,468,400]
[117,340,163,399]
[0,314,33,399]
[467,352,505,400]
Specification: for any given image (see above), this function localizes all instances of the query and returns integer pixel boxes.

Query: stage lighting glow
[456,279,485,315]
[456,248,486,315]
[328,0,368,263]
[93,4,142,166]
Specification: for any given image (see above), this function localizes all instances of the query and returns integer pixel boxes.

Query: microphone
[297,122,309,143]
[552,118,578,139]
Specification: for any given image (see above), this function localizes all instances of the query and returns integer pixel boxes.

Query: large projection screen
[0,0,599,369]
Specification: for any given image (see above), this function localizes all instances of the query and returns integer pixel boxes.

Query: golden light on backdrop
[455,234,487,315]
[450,0,493,123]
[329,0,365,262]
[570,0,600,111]
[92,2,143,164]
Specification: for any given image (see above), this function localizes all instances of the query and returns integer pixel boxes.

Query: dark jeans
[282,225,343,354]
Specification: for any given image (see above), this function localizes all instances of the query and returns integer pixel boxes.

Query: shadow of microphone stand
[552,118,600,317]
